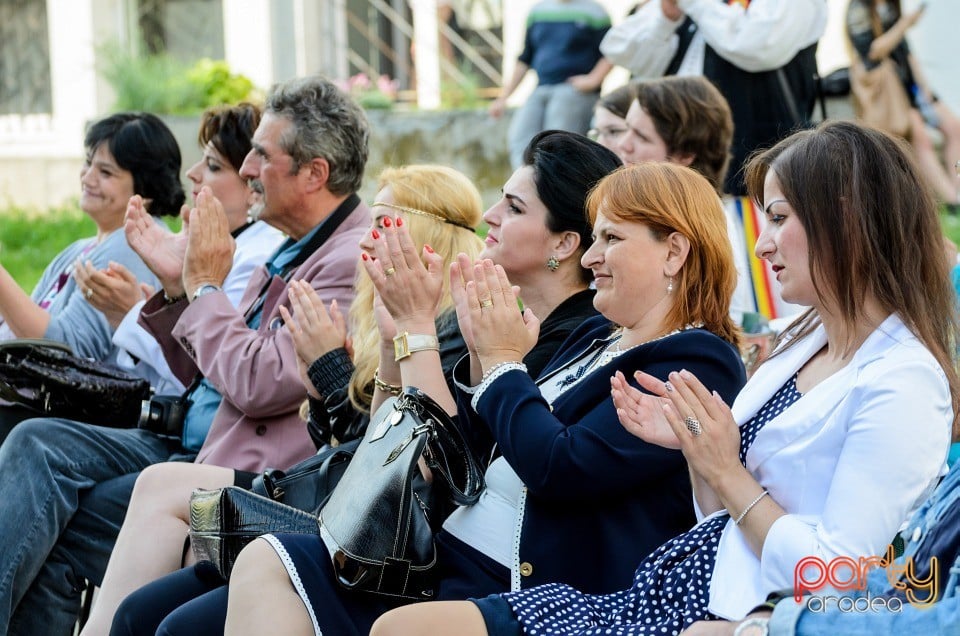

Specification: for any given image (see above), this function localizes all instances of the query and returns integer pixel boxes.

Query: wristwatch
[734,617,769,636]
[190,284,222,302]
[393,332,439,361]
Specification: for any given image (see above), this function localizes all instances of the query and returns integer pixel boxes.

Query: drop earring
[546,255,560,272]
[666,277,674,293]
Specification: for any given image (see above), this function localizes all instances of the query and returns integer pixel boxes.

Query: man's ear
[663,231,691,277]
[303,157,330,193]
[553,230,582,261]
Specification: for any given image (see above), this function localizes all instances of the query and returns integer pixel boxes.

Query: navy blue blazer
[455,315,746,594]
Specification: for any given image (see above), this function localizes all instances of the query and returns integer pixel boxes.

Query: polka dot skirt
[502,374,803,636]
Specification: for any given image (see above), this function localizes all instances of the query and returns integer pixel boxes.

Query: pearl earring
[667,277,674,293]
[546,255,560,272]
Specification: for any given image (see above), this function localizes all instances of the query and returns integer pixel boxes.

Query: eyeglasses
[587,127,628,142]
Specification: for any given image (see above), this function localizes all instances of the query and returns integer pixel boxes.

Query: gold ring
[384,267,396,277]
[479,299,494,308]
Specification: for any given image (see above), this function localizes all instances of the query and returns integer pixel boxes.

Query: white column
[411,0,441,109]
[223,0,274,90]
[27,0,98,153]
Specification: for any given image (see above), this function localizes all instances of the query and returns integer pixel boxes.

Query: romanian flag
[731,196,779,319]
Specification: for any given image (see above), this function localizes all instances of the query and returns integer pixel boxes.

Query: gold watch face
[393,333,409,360]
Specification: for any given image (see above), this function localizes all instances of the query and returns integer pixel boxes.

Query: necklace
[556,327,682,389]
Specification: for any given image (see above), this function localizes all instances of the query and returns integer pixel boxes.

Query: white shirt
[600,0,827,78]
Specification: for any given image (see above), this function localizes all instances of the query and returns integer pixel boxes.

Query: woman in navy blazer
[373,122,960,636]
[223,159,746,636]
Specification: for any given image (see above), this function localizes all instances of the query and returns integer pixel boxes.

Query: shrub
[99,43,257,114]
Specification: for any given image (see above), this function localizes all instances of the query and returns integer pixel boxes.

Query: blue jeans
[770,567,960,635]
[0,418,187,634]
[506,82,598,169]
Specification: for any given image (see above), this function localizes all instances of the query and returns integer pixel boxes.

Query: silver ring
[85,288,93,300]
[684,416,702,436]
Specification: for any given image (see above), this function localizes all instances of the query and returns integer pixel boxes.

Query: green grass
[1,202,96,292]
[0,203,181,292]
[941,210,960,247]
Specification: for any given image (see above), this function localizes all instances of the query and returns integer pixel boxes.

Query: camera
[138,395,189,436]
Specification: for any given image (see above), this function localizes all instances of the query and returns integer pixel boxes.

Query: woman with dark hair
[73,104,283,397]
[0,112,183,435]
[373,121,958,636]
[222,150,747,635]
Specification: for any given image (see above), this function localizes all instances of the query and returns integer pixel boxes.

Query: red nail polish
[396,216,403,226]
[362,253,369,261]
[424,244,434,253]
[383,217,392,227]
[372,229,380,240]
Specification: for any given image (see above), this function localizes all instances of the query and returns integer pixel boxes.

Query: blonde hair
[587,162,741,347]
[348,165,485,411]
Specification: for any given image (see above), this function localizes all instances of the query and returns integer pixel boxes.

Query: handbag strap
[397,387,485,505]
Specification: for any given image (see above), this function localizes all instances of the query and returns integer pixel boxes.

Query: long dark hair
[746,120,960,434]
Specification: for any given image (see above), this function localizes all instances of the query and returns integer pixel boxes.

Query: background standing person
[600,0,827,195]
[490,0,612,169]
[847,0,960,210]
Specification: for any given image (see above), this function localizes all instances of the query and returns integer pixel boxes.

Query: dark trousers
[111,562,228,636]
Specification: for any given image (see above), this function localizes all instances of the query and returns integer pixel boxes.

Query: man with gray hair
[0,76,370,635]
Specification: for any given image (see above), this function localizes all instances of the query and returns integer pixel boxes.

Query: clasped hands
[125,185,235,302]
[611,367,741,486]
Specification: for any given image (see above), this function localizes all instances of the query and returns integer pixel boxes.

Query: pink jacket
[140,199,368,472]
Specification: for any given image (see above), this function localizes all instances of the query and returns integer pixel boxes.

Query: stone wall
[362,108,512,208]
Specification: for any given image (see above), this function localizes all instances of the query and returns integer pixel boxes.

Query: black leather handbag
[189,387,485,594]
[189,440,358,577]
[318,386,484,601]
[0,338,151,427]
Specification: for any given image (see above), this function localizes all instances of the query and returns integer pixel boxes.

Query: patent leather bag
[0,338,151,427]
[318,386,484,601]
[189,440,358,578]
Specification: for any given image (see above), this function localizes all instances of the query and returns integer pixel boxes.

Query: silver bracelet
[735,489,769,526]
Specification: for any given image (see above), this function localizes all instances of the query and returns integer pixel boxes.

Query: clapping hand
[617,368,741,486]
[74,261,152,329]
[182,187,235,299]
[279,280,348,399]
[450,258,538,374]
[360,215,444,333]
[125,195,188,297]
